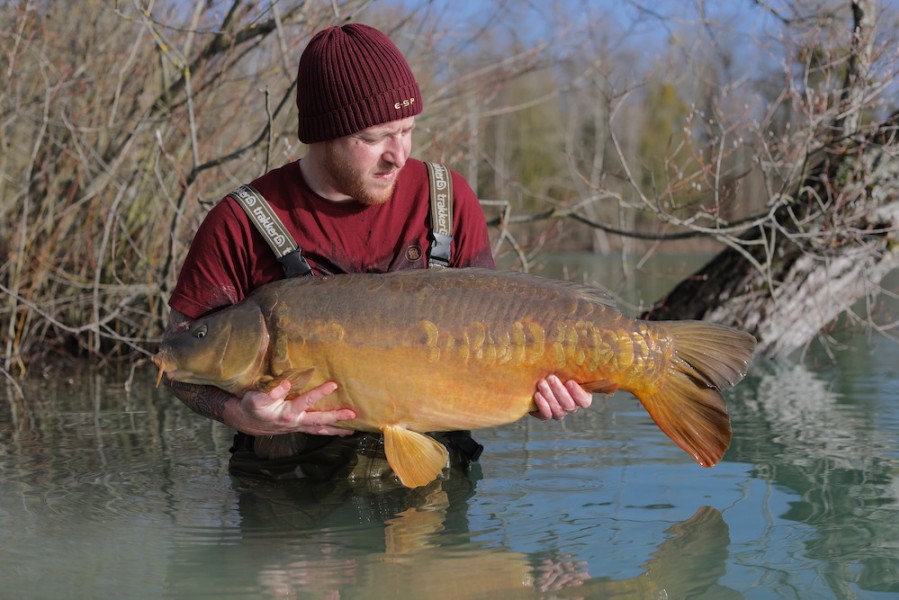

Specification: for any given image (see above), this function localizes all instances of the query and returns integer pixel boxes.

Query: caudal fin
[640,322,756,467]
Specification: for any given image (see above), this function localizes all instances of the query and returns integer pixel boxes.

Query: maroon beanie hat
[296,24,423,144]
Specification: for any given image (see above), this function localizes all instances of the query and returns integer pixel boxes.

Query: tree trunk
[643,1,898,359]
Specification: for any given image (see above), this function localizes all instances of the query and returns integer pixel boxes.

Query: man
[165,23,592,482]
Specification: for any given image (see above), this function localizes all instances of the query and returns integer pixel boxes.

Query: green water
[1,255,897,599]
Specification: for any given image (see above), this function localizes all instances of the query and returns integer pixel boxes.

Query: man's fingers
[283,381,356,432]
[289,381,338,411]
[531,392,552,421]
[300,420,356,437]
[566,380,593,409]
[533,376,591,421]
[269,379,292,400]
[536,378,566,420]
[300,407,356,426]
[546,375,576,413]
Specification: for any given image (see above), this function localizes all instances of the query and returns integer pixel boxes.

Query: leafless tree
[639,0,899,359]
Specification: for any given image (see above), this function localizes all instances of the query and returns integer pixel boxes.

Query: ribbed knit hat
[296,24,423,144]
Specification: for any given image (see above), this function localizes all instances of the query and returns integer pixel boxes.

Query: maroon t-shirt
[170,158,495,319]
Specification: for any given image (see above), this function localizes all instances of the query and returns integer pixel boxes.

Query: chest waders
[226,163,483,482]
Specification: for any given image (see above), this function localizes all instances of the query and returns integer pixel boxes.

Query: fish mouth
[150,349,221,390]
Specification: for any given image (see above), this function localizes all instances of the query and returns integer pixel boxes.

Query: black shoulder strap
[425,162,453,269]
[228,184,313,278]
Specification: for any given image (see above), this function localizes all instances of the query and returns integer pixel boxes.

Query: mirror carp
[154,268,756,488]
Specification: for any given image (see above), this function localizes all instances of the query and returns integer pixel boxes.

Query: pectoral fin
[382,425,449,488]
[259,368,315,396]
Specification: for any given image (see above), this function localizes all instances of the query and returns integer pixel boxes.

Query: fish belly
[285,340,546,433]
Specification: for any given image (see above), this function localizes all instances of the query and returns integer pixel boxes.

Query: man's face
[321,117,415,206]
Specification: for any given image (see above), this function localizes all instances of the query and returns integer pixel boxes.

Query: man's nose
[383,135,408,169]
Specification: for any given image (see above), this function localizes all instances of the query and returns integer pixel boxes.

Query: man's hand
[224,380,356,437]
[531,375,593,421]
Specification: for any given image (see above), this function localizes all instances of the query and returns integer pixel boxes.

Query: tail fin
[640,322,756,467]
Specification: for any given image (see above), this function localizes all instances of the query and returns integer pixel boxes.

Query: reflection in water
[729,354,899,595]
[194,473,739,599]
[0,368,208,597]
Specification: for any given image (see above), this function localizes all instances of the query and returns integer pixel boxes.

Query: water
[2,256,898,599]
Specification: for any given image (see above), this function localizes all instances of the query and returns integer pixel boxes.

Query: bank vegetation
[2,0,897,379]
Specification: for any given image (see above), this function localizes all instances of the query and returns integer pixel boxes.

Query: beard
[322,145,396,206]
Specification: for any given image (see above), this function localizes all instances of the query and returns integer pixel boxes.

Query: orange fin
[581,380,619,395]
[658,321,756,389]
[640,377,732,467]
[382,425,449,488]
[282,368,315,396]
[638,321,756,467]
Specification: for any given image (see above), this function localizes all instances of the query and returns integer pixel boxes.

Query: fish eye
[194,325,208,339]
